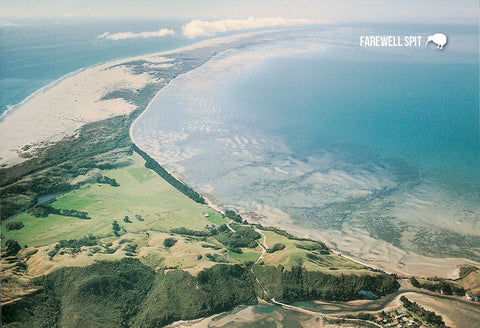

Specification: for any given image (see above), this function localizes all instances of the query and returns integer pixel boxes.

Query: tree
[5,221,24,231]
[5,239,21,256]
[163,238,177,248]
[410,276,420,288]
[267,243,286,253]
[112,221,121,236]
[224,210,242,223]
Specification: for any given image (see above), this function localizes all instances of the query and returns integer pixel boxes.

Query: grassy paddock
[3,153,225,247]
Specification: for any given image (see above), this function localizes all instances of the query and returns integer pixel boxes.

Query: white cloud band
[182,17,322,38]
[97,29,175,40]
[0,21,21,27]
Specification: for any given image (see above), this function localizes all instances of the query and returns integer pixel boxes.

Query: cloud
[0,21,21,27]
[97,29,175,40]
[181,17,323,38]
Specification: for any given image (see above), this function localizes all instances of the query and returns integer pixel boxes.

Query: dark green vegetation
[400,296,447,328]
[410,276,465,296]
[170,227,215,237]
[259,225,330,252]
[267,243,286,253]
[408,266,480,302]
[48,236,99,258]
[132,144,206,204]
[215,224,261,249]
[96,176,119,187]
[295,241,330,254]
[4,221,24,231]
[224,210,243,223]
[2,258,156,328]
[132,264,256,327]
[5,239,21,256]
[58,236,98,248]
[163,237,177,248]
[2,258,399,328]
[112,220,121,236]
[205,253,228,263]
[28,203,91,220]
[459,265,478,278]
[253,265,398,302]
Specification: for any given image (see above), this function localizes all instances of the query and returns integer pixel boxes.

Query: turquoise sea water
[133,25,480,260]
[230,58,479,179]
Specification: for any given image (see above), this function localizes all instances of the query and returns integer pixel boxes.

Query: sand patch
[0,62,157,166]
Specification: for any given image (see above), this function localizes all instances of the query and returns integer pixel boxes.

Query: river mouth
[132,26,480,276]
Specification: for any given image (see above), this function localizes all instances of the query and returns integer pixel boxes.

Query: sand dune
[0,62,158,166]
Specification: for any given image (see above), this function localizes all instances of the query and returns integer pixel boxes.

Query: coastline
[0,66,89,122]
[0,29,267,167]
[2,28,479,280]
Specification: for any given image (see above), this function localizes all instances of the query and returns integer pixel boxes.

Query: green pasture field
[3,153,226,247]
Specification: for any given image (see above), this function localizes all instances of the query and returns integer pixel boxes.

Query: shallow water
[132,25,480,264]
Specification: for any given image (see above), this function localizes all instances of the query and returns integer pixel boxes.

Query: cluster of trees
[48,236,99,258]
[258,225,330,254]
[267,243,286,253]
[124,243,138,256]
[5,239,21,256]
[253,265,399,302]
[58,236,98,248]
[400,296,447,327]
[295,242,330,254]
[224,210,243,223]
[170,227,214,237]
[112,221,121,236]
[96,176,119,187]
[197,264,257,311]
[132,144,205,204]
[410,276,465,295]
[28,204,91,220]
[215,224,261,249]
[4,221,24,231]
[163,238,177,248]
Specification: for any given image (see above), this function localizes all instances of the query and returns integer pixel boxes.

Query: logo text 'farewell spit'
[360,33,447,50]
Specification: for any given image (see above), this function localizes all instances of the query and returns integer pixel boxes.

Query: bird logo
[425,33,447,50]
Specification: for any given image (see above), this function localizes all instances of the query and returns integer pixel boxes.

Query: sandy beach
[0,62,156,166]
[0,31,262,167]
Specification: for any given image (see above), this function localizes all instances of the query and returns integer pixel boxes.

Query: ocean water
[0,18,199,117]
[132,25,480,261]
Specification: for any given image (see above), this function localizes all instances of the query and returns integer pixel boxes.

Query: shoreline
[0,29,270,167]
[0,66,90,122]
[2,28,478,280]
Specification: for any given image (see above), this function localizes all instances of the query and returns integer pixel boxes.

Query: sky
[0,0,478,25]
